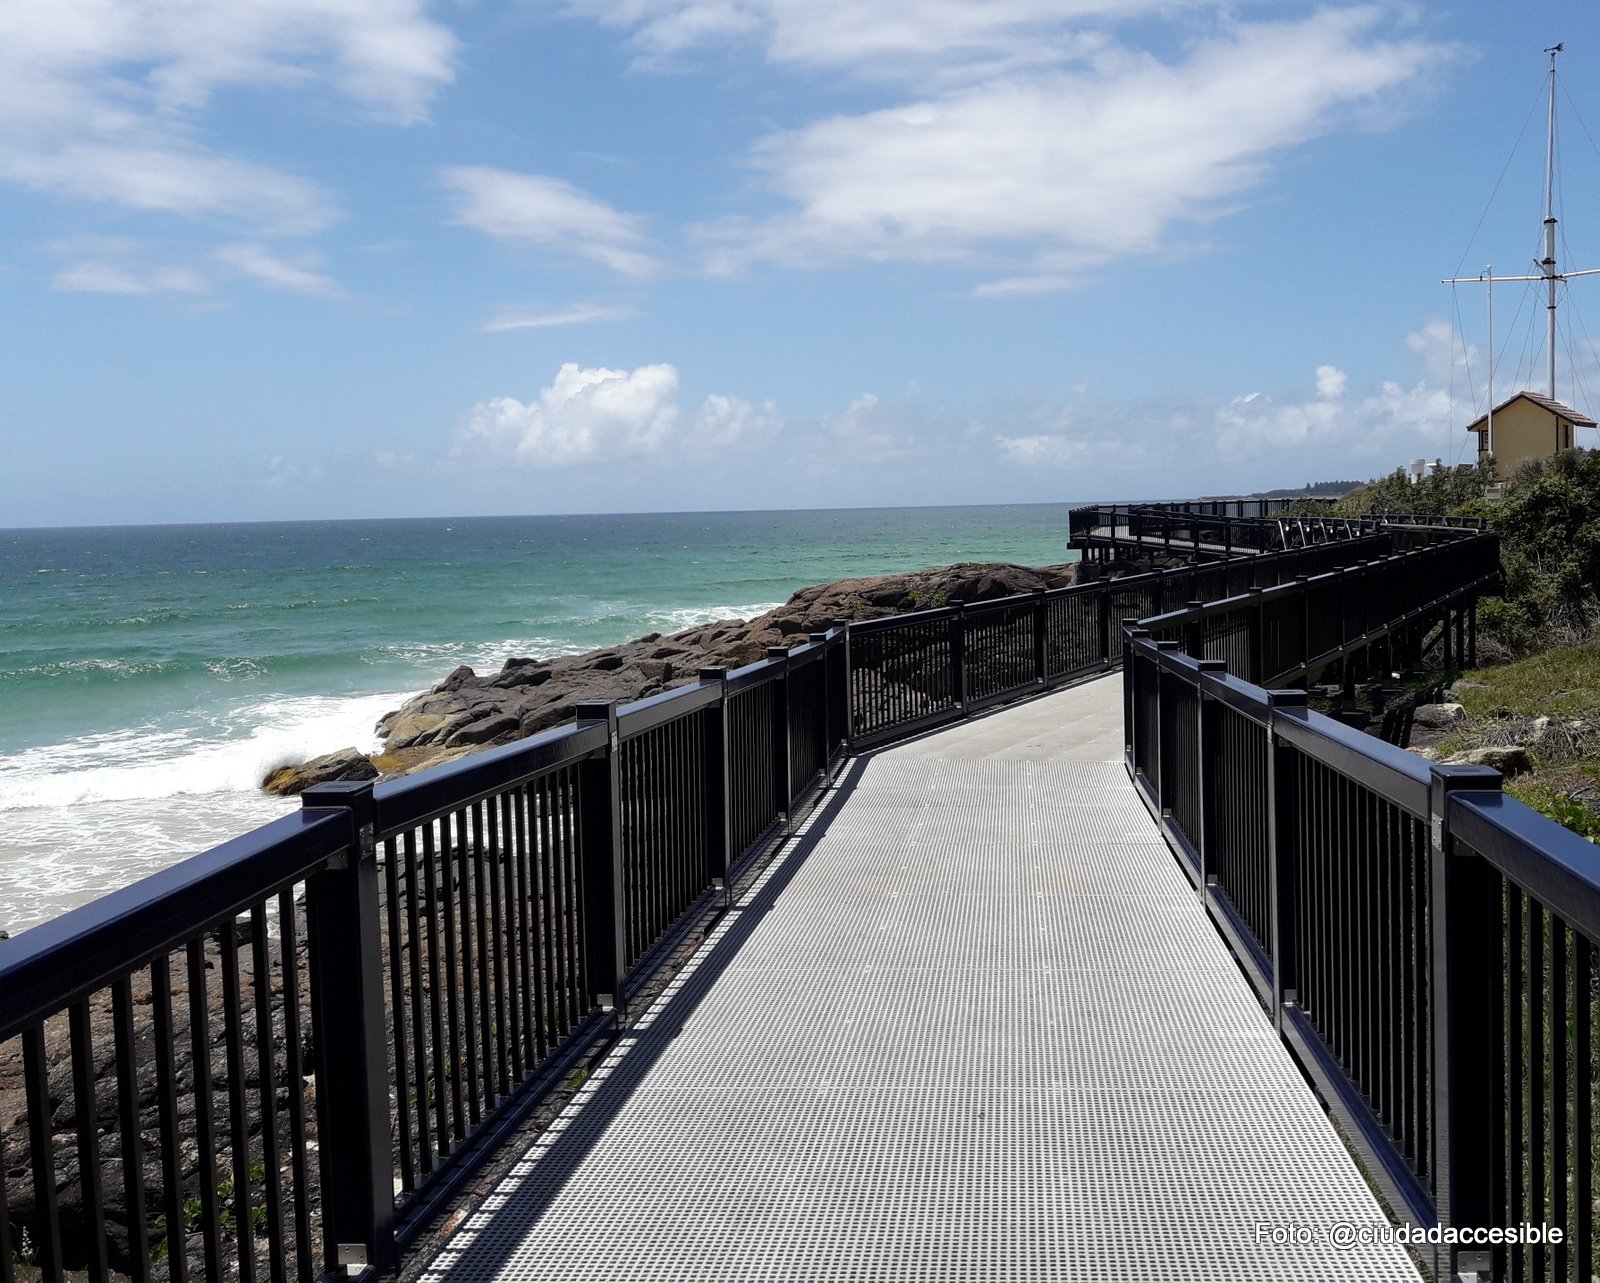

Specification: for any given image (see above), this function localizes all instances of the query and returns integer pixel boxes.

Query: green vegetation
[1334,450,1600,837]
[1329,460,1496,520]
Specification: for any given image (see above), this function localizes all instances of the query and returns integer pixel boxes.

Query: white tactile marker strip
[421,686,1419,1282]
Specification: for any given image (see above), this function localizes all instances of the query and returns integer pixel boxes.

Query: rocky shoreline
[264,560,1081,795]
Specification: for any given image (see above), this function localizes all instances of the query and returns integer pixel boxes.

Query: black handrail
[1125,563,1600,1281]
[0,513,1510,1282]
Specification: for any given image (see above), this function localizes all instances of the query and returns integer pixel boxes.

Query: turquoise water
[0,505,1076,931]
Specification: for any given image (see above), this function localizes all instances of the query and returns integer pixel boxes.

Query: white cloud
[693,10,1439,289]
[1315,364,1349,399]
[0,0,452,233]
[457,363,784,465]
[692,392,783,449]
[458,363,683,465]
[442,168,657,278]
[480,303,637,332]
[213,242,345,298]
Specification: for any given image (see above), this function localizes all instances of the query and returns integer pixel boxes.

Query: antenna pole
[1486,265,1494,459]
[1545,42,1562,399]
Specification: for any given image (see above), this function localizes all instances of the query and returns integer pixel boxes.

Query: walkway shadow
[420,753,876,1279]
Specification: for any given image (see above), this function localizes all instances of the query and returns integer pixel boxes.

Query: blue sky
[5,0,1600,526]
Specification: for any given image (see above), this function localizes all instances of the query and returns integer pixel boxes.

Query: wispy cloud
[48,236,210,297]
[679,9,1440,292]
[442,167,658,278]
[480,303,637,332]
[0,0,454,259]
[213,242,346,298]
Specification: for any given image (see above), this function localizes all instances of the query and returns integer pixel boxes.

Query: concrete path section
[420,676,1418,1282]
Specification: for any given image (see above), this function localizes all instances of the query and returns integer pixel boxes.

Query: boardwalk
[419,676,1417,1282]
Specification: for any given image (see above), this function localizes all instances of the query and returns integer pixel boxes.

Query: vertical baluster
[402,831,434,1170]
[278,893,314,1283]
[502,791,526,1083]
[383,839,414,1194]
[471,802,494,1113]
[68,1000,111,1283]
[111,977,150,1283]
[1575,938,1593,1282]
[150,956,187,1283]
[23,1023,63,1283]
[420,824,454,1154]
[186,939,223,1281]
[1530,901,1546,1283]
[1508,886,1526,1283]
[456,807,481,1128]
[485,796,509,1100]
[218,920,256,1283]
[248,906,285,1283]
[1552,919,1569,1281]
[436,816,465,1144]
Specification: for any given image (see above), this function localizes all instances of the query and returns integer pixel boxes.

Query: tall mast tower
[1444,44,1600,453]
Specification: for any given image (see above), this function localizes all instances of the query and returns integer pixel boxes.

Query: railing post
[1194,659,1226,898]
[300,780,396,1277]
[767,646,794,825]
[1032,586,1048,683]
[575,700,626,1020]
[843,624,857,749]
[1185,600,1204,659]
[1429,762,1503,1281]
[1295,575,1311,672]
[810,633,834,766]
[1264,690,1308,1031]
[1152,640,1181,812]
[1097,583,1112,665]
[698,668,730,886]
[1122,621,1144,770]
[950,601,968,712]
[1247,587,1265,682]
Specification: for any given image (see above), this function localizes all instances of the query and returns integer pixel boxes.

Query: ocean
[0,505,1077,934]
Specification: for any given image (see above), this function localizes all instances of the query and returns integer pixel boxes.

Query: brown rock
[262,746,379,796]
[1443,745,1532,776]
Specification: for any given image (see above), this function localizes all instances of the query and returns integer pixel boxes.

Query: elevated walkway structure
[419,679,1417,1282]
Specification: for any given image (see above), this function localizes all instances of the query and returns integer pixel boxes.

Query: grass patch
[1452,638,1600,719]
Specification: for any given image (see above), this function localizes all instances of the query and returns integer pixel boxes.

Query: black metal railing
[1068,500,1487,558]
[0,511,1509,1282]
[1126,595,1600,1281]
[0,631,853,1283]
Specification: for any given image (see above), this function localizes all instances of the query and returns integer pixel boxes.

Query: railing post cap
[766,645,792,659]
[1154,639,1182,651]
[301,778,375,810]
[697,666,727,683]
[1428,762,1504,792]
[1196,659,1227,672]
[808,632,830,643]
[1265,689,1310,708]
[575,698,617,721]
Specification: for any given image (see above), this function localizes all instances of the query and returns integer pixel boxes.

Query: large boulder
[1413,702,1467,730]
[1443,745,1532,776]
[262,746,379,796]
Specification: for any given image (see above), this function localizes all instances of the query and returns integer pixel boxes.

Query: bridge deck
[420,677,1417,1282]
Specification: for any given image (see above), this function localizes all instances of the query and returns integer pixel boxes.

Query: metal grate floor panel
[421,681,1419,1282]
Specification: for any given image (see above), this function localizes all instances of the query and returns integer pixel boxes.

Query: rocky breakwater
[265,561,1079,794]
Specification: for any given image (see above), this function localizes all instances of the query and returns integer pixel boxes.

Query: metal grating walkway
[420,677,1418,1281]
